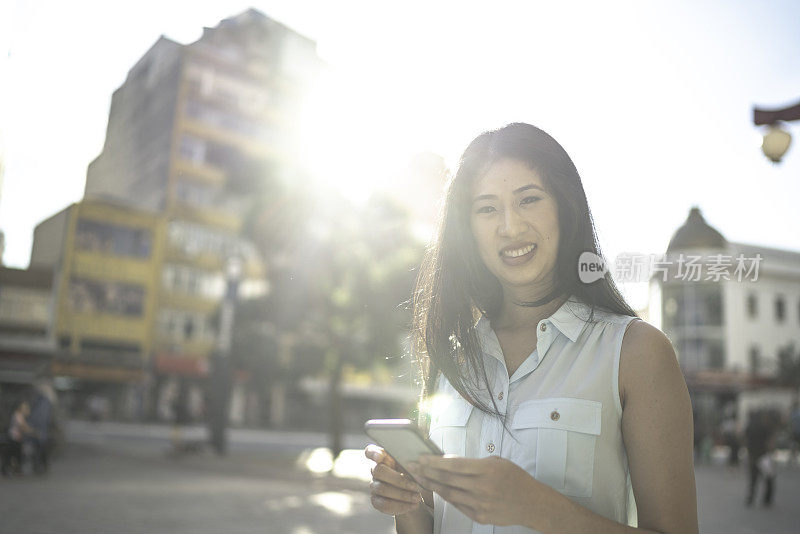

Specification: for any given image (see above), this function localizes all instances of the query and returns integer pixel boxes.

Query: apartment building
[30,9,320,418]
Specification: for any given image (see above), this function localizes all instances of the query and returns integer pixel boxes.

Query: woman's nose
[498,207,526,236]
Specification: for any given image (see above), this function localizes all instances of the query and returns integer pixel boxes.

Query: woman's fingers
[371,462,423,493]
[370,479,422,504]
[365,444,397,469]
[366,445,423,515]
[369,493,420,516]
[365,443,384,461]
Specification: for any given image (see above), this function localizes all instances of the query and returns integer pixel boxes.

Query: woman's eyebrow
[472,184,545,202]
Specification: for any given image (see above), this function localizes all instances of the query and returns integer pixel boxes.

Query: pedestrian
[171,380,191,453]
[744,410,776,507]
[2,401,36,476]
[366,123,699,533]
[721,405,740,467]
[88,394,106,422]
[789,400,800,468]
[26,385,55,474]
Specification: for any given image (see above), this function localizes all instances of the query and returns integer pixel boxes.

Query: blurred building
[648,206,800,430]
[0,266,56,414]
[28,9,321,420]
[30,200,161,416]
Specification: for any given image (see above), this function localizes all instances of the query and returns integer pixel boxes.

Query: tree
[233,173,424,454]
[305,191,423,456]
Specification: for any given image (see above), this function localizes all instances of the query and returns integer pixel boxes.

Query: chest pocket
[511,397,601,498]
[429,397,473,457]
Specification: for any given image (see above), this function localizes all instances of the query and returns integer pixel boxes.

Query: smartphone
[364,418,443,486]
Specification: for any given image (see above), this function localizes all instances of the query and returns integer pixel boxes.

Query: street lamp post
[208,256,242,456]
[753,99,800,163]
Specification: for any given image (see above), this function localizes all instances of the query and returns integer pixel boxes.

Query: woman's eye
[475,206,496,214]
[521,196,541,205]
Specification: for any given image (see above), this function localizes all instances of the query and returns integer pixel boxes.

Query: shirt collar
[473,294,590,344]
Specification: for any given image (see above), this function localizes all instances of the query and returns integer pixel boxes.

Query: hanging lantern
[761,123,792,163]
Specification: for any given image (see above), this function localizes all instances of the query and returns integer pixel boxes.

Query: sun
[296,65,421,205]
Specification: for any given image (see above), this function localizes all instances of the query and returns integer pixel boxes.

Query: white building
[646,207,800,428]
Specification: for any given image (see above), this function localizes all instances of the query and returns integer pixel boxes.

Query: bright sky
[2,0,799,309]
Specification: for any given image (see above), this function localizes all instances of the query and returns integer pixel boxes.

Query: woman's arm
[617,320,699,534]
[394,495,434,534]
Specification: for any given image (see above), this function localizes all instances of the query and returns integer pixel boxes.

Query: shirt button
[498,391,504,401]
[540,323,547,332]
[550,410,560,421]
[486,443,495,453]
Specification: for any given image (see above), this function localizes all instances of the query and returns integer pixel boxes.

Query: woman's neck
[492,290,569,332]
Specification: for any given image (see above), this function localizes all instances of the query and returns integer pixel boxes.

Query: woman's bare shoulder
[619,319,680,409]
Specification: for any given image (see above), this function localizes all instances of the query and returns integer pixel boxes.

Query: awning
[51,361,144,383]
[0,352,51,384]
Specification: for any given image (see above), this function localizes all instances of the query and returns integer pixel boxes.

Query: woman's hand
[365,444,427,516]
[406,455,546,528]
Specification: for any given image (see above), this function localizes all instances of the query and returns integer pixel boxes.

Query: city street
[0,433,396,534]
[1,421,799,533]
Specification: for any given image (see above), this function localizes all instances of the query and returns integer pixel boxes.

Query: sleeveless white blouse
[428,295,640,533]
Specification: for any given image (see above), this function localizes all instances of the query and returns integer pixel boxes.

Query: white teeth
[501,244,536,258]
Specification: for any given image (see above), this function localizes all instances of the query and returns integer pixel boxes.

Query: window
[661,284,723,328]
[68,278,144,317]
[175,179,218,207]
[179,135,206,164]
[166,220,253,260]
[0,287,50,324]
[747,293,757,319]
[698,285,723,326]
[660,286,683,331]
[749,346,760,375]
[183,316,195,339]
[707,340,725,369]
[157,309,216,343]
[161,263,224,300]
[775,295,786,323]
[184,100,260,138]
[75,219,151,258]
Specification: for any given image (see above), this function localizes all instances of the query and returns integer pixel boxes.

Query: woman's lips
[499,244,537,266]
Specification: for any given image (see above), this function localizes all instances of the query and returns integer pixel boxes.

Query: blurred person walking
[87,394,110,422]
[789,400,800,468]
[2,401,36,476]
[744,410,777,507]
[26,384,55,474]
[170,380,192,454]
[721,405,740,468]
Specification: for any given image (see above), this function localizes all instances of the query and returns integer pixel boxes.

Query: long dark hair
[411,122,638,430]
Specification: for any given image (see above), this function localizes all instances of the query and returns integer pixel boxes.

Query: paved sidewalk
[695,462,800,534]
[2,420,798,533]
[0,442,395,534]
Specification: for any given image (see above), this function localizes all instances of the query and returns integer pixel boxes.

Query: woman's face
[469,158,560,292]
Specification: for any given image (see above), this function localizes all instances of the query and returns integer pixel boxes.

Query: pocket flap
[430,397,473,429]
[512,398,601,435]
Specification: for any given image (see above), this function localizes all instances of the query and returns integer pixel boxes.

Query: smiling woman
[469,159,559,291]
[365,123,699,534]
